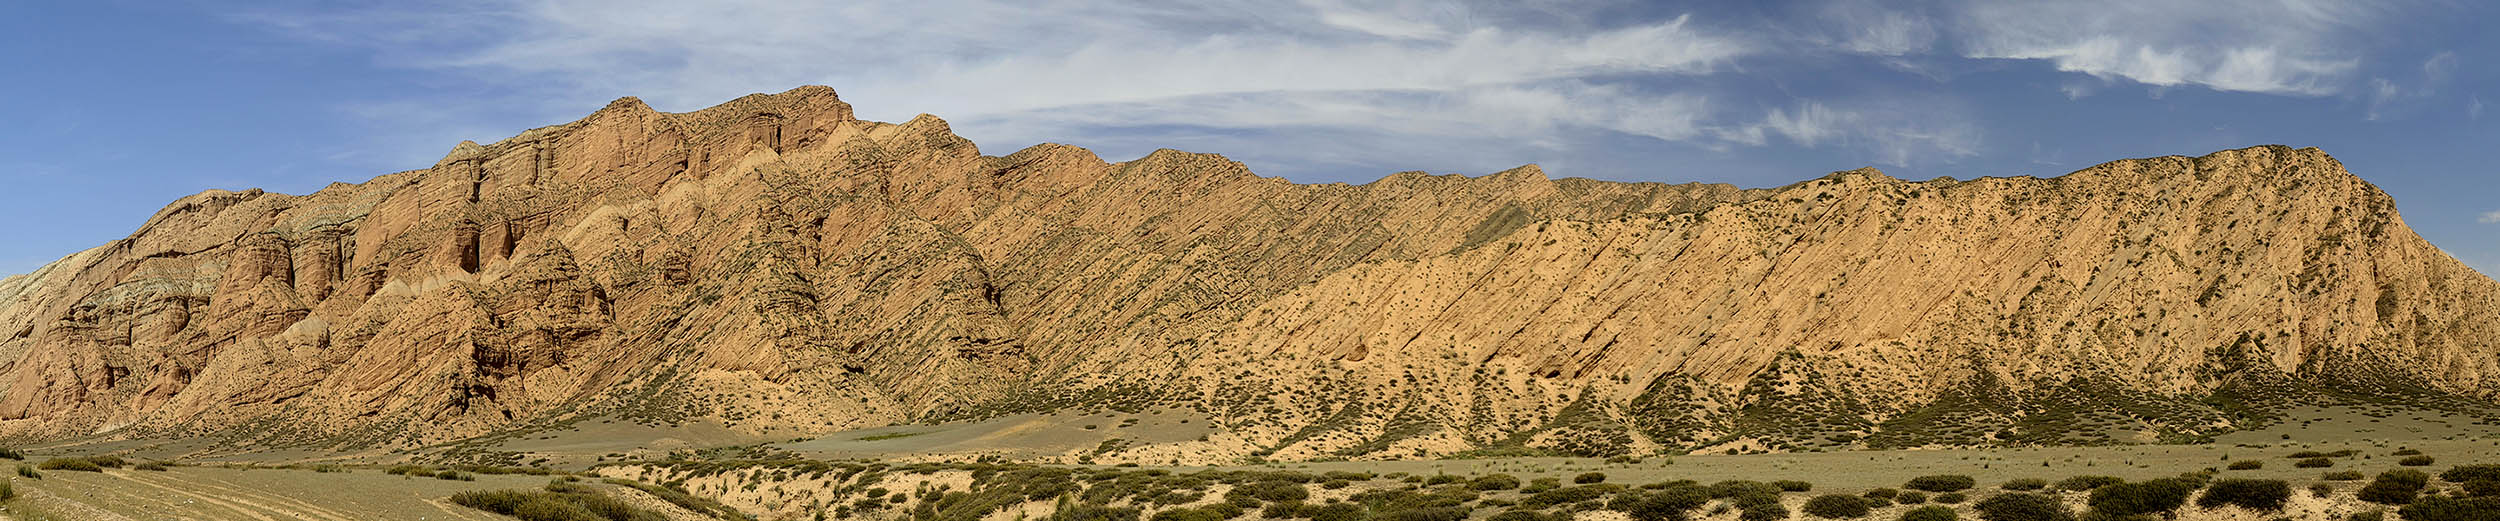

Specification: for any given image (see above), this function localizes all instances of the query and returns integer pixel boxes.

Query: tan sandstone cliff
[0,86,2493,460]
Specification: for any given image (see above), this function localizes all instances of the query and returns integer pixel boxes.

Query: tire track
[100,470,289,521]
[128,469,362,521]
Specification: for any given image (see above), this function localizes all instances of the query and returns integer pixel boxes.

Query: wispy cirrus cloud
[220,0,2453,184]
[226,0,2014,180]
[1810,0,2396,96]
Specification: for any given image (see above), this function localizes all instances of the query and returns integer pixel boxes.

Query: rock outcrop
[0,86,2493,459]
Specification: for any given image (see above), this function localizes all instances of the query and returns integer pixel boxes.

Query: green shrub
[14,465,38,479]
[1521,486,1611,508]
[1306,503,1366,521]
[1709,481,1781,499]
[135,462,169,472]
[544,480,596,494]
[1803,494,1873,519]
[2000,479,2047,491]
[2293,458,2332,468]
[1895,491,1927,504]
[1737,503,1788,521]
[1863,488,1898,500]
[35,458,100,472]
[1470,474,1521,491]
[0,448,21,460]
[2324,471,2365,481]
[1906,475,1976,492]
[1933,493,1966,504]
[2356,469,2428,504]
[1152,506,1231,521]
[2347,509,2384,521]
[1259,501,1304,518]
[1235,480,1308,502]
[2400,456,2436,467]
[2195,479,2289,512]
[1575,472,1607,484]
[1377,507,1467,521]
[1608,486,1709,521]
[2225,460,2261,470]
[2396,496,2500,521]
[1054,504,1142,521]
[2393,449,2423,456]
[2442,464,2500,483]
[1775,480,1814,492]
[1522,477,1561,493]
[2463,480,2500,497]
[1425,474,1465,486]
[1321,479,1350,490]
[1489,511,1555,521]
[2056,476,2122,491]
[2085,478,2200,517]
[1,478,13,502]
[436,470,477,481]
[1974,493,2072,521]
[386,465,431,476]
[1899,505,1956,521]
[449,488,666,521]
[2309,483,2334,497]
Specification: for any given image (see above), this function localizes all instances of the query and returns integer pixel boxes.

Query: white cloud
[237,0,1831,178]
[1714,100,1980,166]
[1934,0,2384,96]
[2363,52,2464,121]
[2480,209,2500,224]
[1815,1,1938,56]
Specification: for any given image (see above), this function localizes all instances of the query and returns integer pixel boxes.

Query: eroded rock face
[0,86,2493,458]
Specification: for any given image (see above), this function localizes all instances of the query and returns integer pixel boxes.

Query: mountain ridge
[0,85,2493,462]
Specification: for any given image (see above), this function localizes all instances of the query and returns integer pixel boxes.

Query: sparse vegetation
[1574,472,1607,484]
[2294,457,2333,468]
[1803,494,1872,519]
[1468,474,1520,491]
[1973,493,2071,521]
[2056,475,2122,491]
[1898,505,1956,521]
[1905,475,1976,492]
[36,457,103,472]
[2356,469,2427,504]
[2442,464,2500,483]
[14,465,38,479]
[2399,455,2435,466]
[1774,480,1814,492]
[2195,479,2290,512]
[1999,478,2046,491]
[2324,470,2365,481]
[2225,460,2262,470]
[449,487,667,521]
[2084,478,2200,518]
[2397,496,2500,521]
[0,448,21,460]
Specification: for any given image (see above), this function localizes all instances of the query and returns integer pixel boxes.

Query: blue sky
[3,0,2495,276]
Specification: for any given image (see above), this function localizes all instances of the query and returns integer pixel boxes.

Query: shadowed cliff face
[0,86,2493,458]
